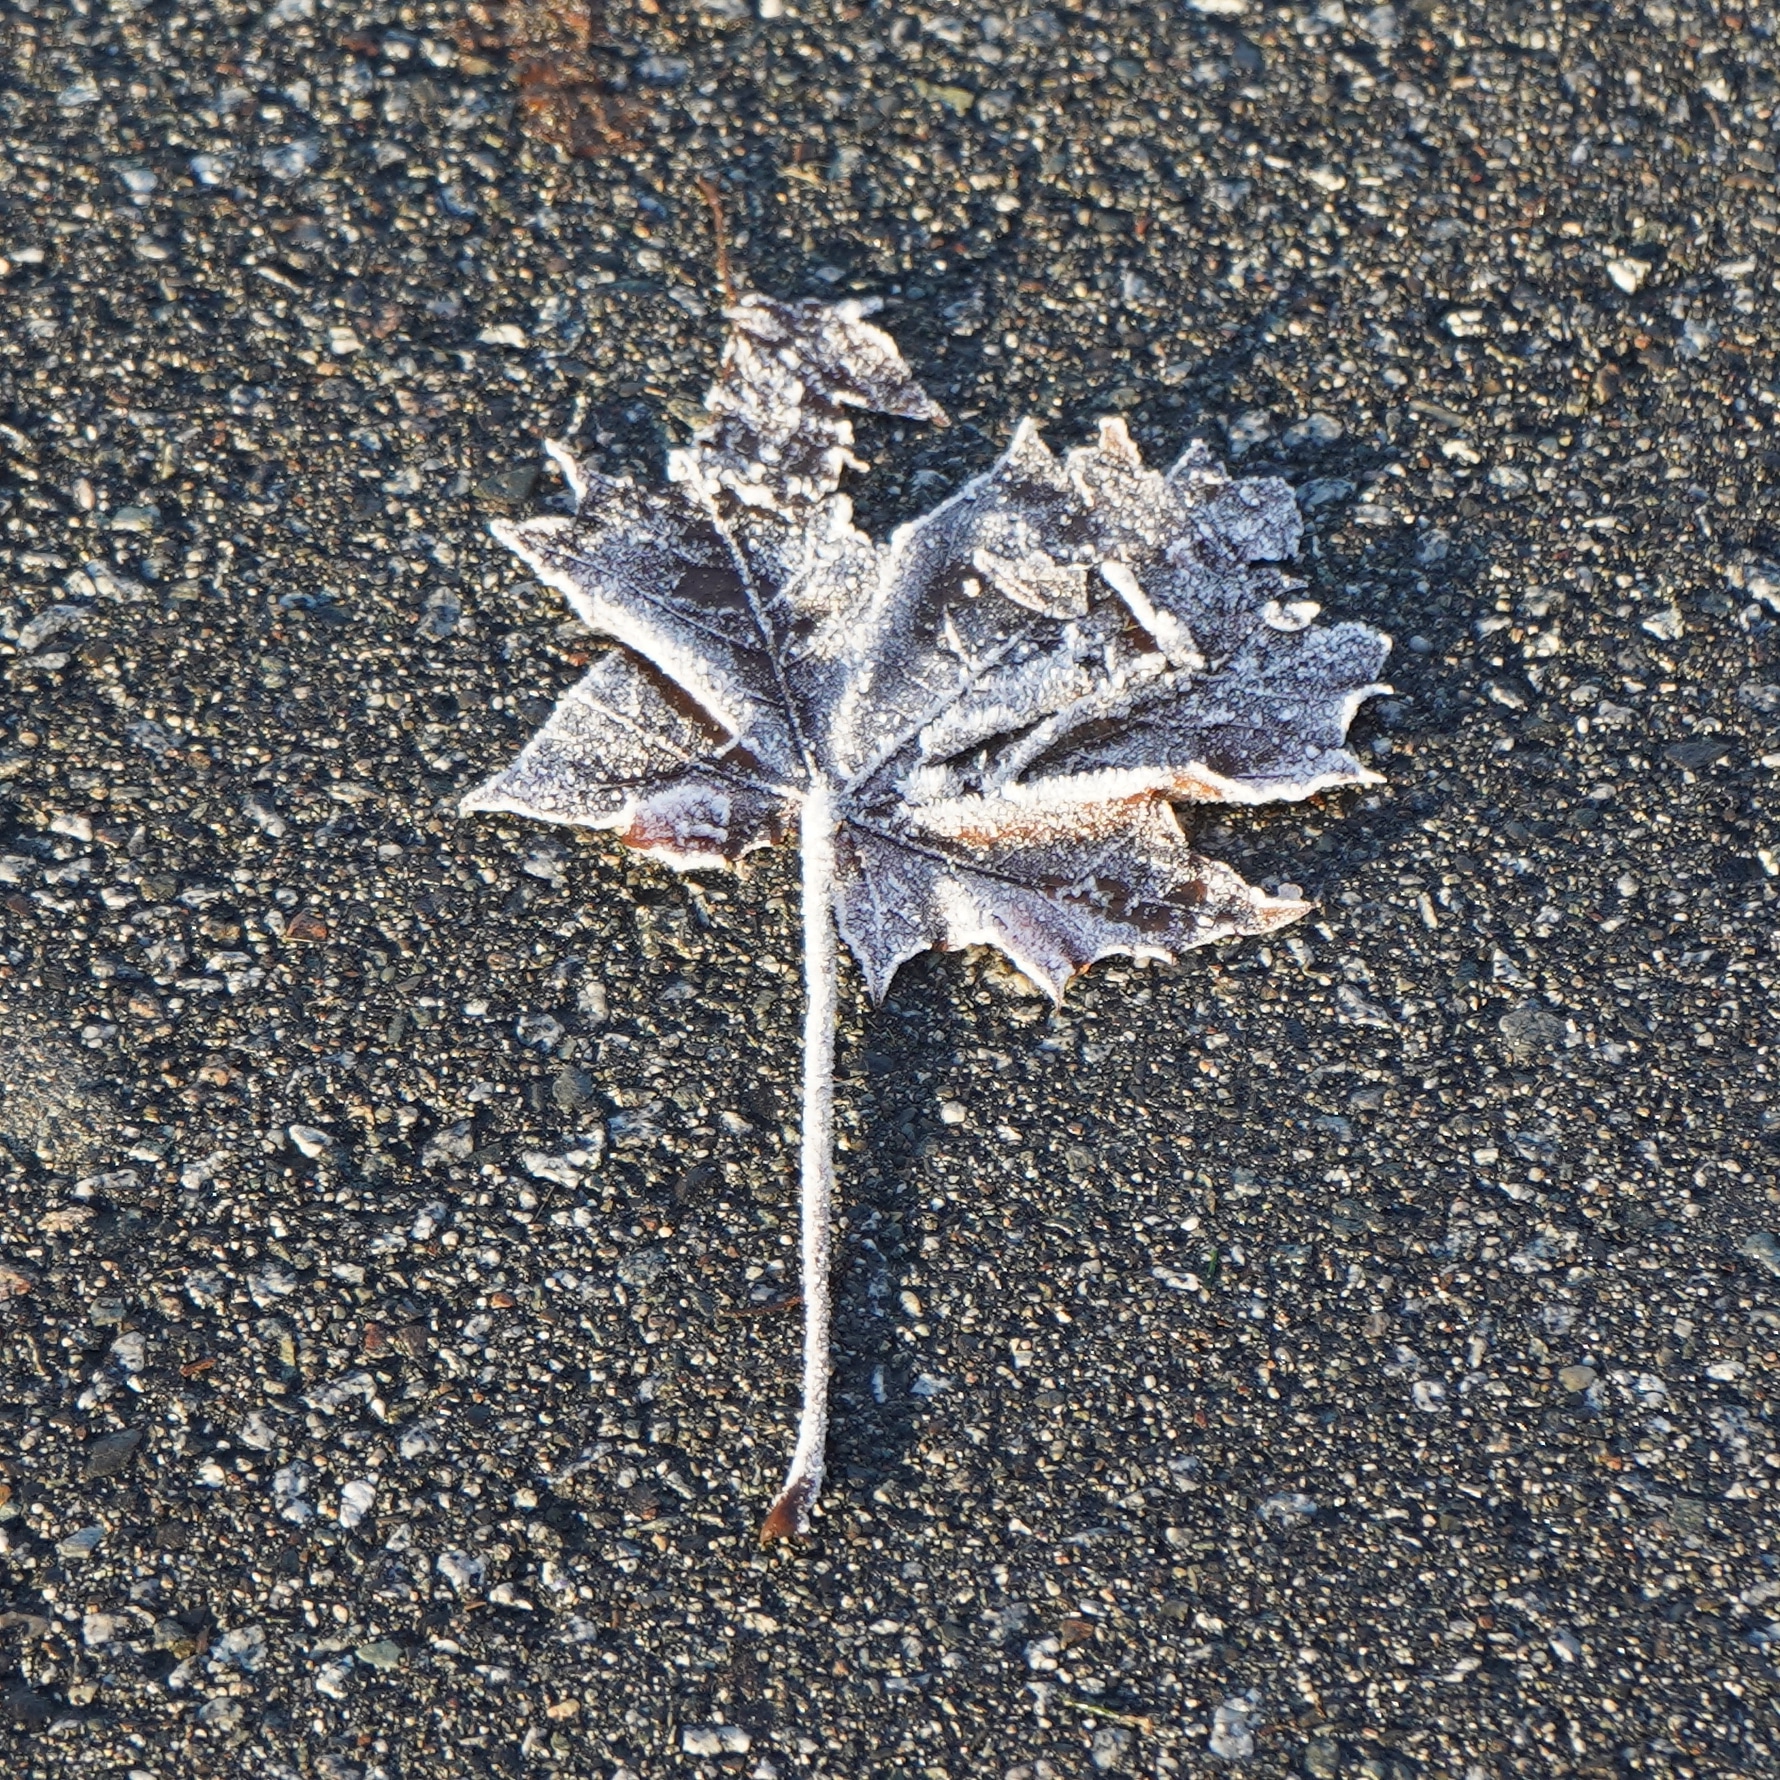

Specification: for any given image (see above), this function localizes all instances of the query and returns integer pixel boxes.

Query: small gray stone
[436,1550,485,1593]
[1210,1693,1259,1760]
[16,603,88,654]
[1258,1491,1318,1528]
[152,1615,202,1656]
[552,1062,595,1109]
[1090,1724,1133,1772]
[1498,1004,1572,1056]
[1737,1231,1780,1278]
[338,1478,377,1528]
[1281,413,1344,448]
[521,1134,604,1187]
[476,464,539,505]
[84,1426,143,1479]
[315,1657,354,1699]
[1227,409,1273,451]
[0,1013,120,1172]
[515,1011,565,1050]
[260,138,320,181]
[419,589,463,639]
[682,1725,750,1756]
[1668,1500,1710,1534]
[1663,739,1730,772]
[1298,477,1355,510]
[421,1119,475,1168]
[287,1123,333,1159]
[1558,1364,1597,1393]
[617,1245,667,1290]
[211,1624,267,1672]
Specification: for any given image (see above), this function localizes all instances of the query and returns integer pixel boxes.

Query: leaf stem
[761,778,839,1544]
[694,174,737,305]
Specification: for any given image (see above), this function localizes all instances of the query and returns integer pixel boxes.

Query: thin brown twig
[1067,1698,1167,1738]
[717,1292,802,1319]
[696,174,737,304]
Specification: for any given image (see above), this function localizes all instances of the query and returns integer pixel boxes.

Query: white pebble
[288,1123,333,1158]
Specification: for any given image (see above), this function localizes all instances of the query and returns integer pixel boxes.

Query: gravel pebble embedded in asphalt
[2,2,1779,1776]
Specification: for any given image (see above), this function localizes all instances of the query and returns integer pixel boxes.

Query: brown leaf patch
[454,0,643,157]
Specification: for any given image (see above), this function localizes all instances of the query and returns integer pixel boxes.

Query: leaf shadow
[824,954,985,1498]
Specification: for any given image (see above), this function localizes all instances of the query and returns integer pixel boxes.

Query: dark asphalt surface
[3,1,1780,1776]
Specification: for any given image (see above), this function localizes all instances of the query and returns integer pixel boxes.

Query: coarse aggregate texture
[1,0,1779,1777]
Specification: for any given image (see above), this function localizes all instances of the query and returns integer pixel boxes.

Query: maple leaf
[461,292,1390,1541]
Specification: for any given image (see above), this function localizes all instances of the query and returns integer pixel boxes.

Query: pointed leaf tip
[542,438,590,507]
[458,778,503,817]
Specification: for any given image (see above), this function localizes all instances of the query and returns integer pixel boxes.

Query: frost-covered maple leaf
[462,292,1390,1541]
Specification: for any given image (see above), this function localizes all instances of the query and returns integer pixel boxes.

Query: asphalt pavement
[1,1,1778,1776]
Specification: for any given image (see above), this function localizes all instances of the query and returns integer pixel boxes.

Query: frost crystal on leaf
[461,291,1390,1539]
